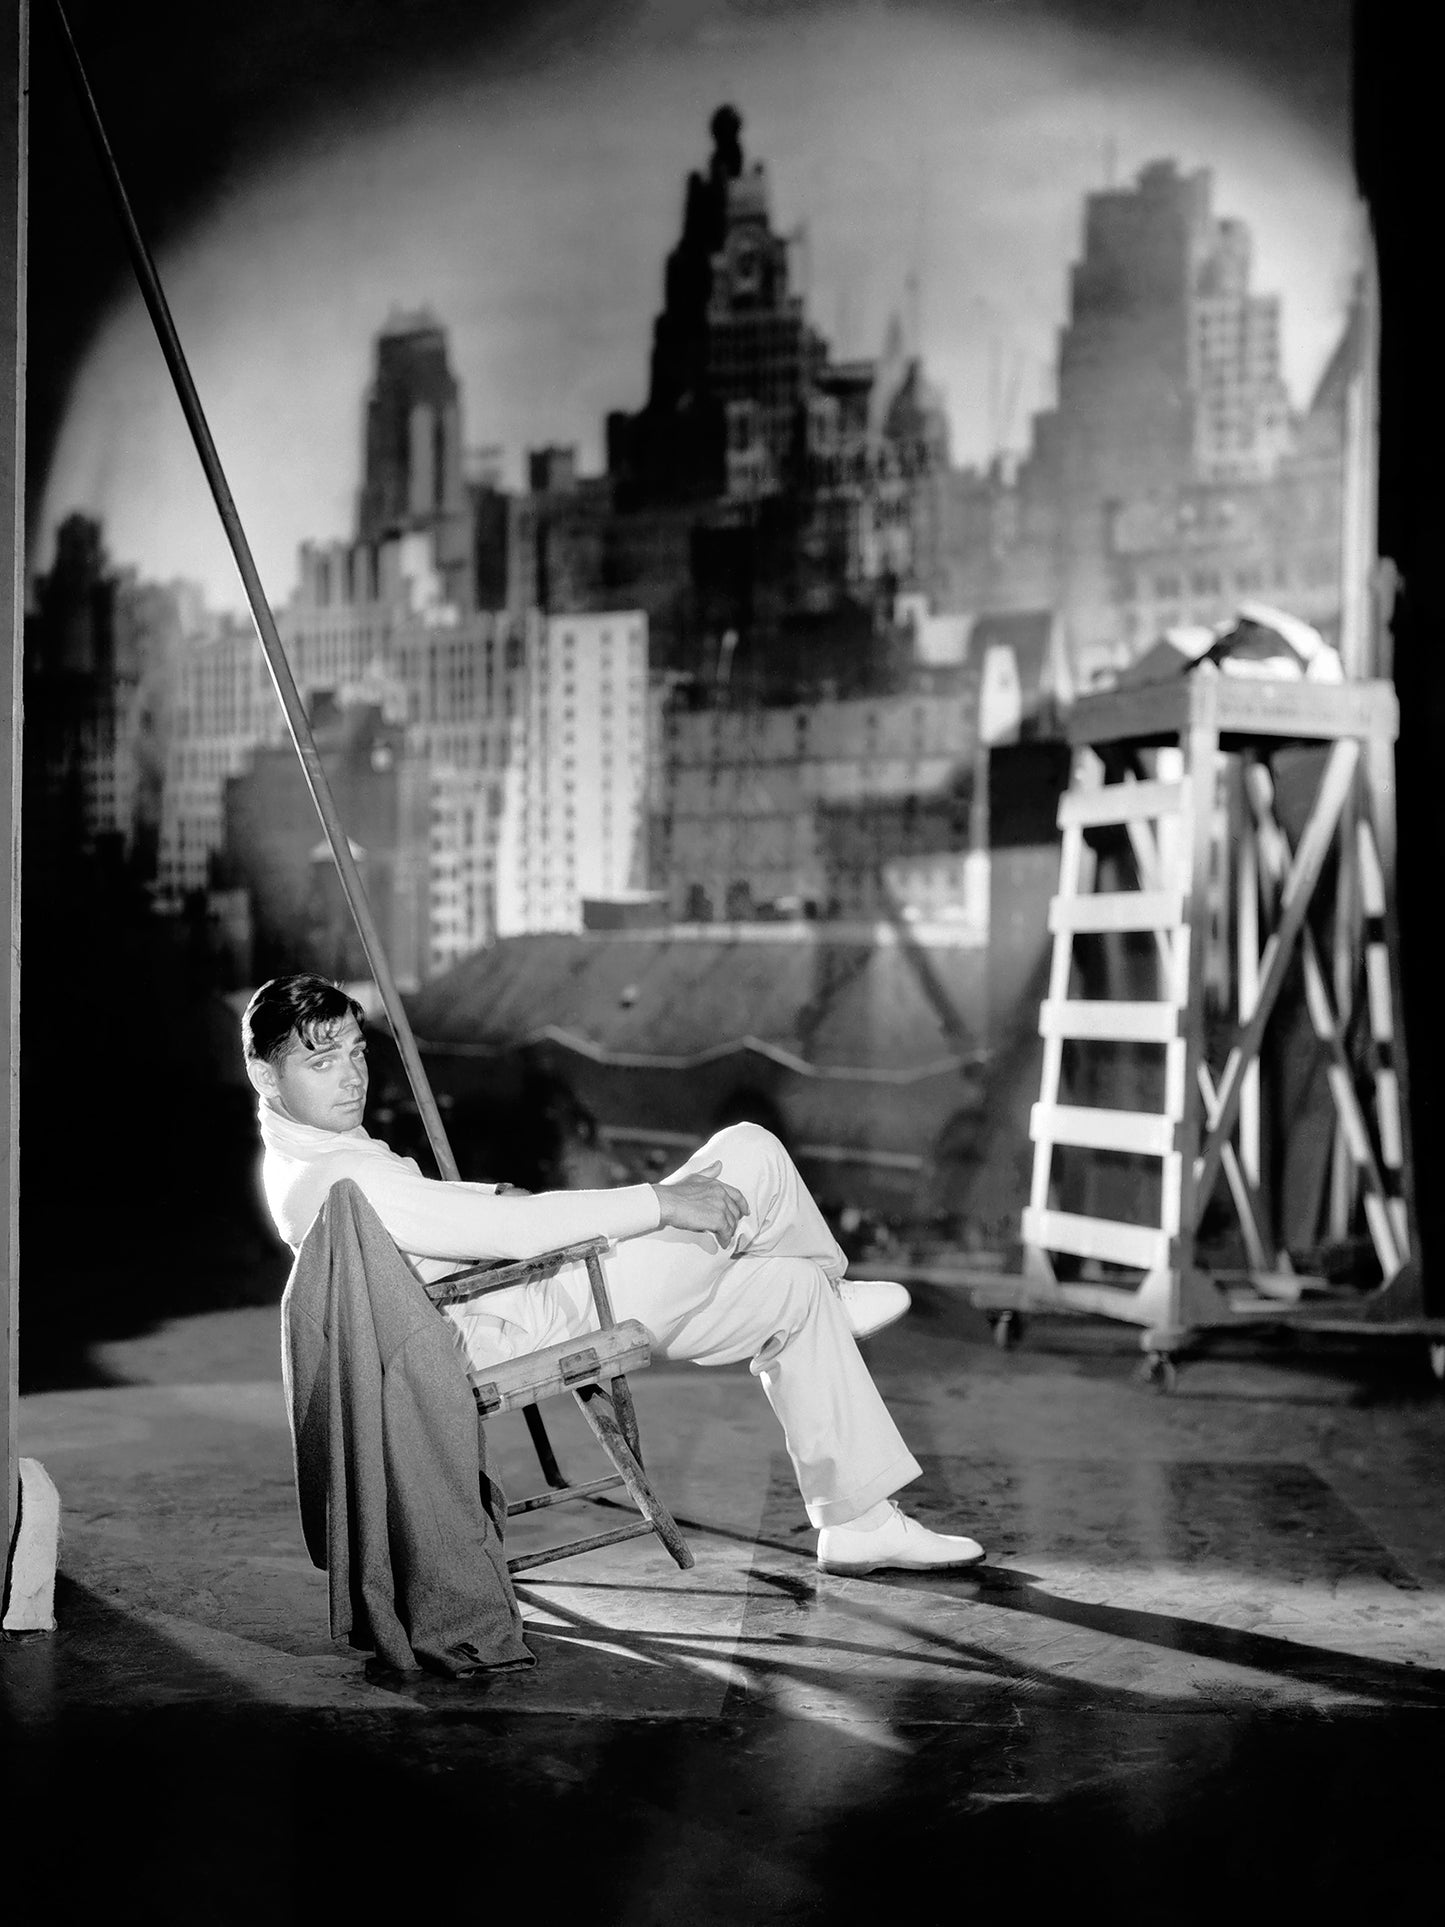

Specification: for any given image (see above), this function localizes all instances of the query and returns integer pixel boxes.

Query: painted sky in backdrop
[36,0,1359,611]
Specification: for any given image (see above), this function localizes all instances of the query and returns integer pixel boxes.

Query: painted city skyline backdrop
[36,0,1357,611]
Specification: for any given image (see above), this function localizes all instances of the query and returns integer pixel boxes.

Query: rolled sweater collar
[258,1101,398,1165]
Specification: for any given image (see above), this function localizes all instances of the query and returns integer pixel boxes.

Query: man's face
[259,1016,369,1132]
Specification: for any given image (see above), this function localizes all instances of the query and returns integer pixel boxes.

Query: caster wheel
[1136,1352,1178,1394]
[1428,1342,1445,1384]
[990,1311,1025,1350]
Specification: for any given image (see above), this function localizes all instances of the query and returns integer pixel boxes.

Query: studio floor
[6,1283,1445,1923]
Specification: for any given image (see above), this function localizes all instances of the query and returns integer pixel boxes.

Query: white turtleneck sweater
[258,1103,663,1361]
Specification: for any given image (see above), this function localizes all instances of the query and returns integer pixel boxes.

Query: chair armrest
[424,1236,612,1309]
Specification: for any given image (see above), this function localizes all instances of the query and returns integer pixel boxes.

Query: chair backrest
[425,1238,615,1316]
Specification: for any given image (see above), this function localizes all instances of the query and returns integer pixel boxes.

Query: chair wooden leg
[608,1374,643,1464]
[522,1404,569,1490]
[574,1383,694,1570]
[580,1247,643,1460]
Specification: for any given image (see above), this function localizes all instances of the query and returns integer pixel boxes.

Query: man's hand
[494,1182,531,1196]
[652,1161,749,1247]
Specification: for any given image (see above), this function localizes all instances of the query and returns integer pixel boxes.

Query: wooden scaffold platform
[968,671,1442,1388]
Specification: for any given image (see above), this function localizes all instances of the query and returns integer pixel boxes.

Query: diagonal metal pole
[48,0,460,1180]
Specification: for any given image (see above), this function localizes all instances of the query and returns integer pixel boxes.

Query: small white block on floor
[3,1457,61,1631]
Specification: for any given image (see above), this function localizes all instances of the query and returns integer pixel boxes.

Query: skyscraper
[26,514,192,877]
[496,611,650,936]
[356,309,472,604]
[597,108,953,686]
[605,104,742,502]
[953,158,1338,677]
[1026,159,1291,510]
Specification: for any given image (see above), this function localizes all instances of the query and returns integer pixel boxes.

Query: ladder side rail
[1353,695,1416,1262]
[1027,815,1087,1236]
[1235,757,1263,1189]
[1329,778,1361,1240]
[1171,697,1225,1288]
[1356,810,1414,1254]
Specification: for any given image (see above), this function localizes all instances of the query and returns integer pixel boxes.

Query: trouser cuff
[804,1450,922,1529]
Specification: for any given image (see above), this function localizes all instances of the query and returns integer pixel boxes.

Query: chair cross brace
[425,1237,692,1574]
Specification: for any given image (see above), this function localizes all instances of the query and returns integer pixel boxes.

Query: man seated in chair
[245,974,985,1575]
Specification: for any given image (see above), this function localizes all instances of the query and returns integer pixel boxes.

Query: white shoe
[817,1502,986,1575]
[836,1277,911,1339]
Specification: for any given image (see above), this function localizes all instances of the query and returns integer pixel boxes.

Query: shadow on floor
[493,1552,1445,1717]
[7,1577,1445,1925]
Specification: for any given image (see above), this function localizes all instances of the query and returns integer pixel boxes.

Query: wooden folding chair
[424,1238,694,1575]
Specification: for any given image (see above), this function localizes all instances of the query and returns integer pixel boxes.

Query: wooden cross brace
[1191,736,1364,1236]
[1238,758,1406,1277]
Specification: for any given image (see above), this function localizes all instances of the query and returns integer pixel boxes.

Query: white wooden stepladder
[975,673,1437,1385]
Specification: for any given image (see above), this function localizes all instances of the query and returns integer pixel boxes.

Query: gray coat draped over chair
[281,1178,534,1676]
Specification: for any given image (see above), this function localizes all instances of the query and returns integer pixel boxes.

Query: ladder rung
[1058,780,1186,830]
[1040,1000,1182,1043]
[1030,1103,1177,1156]
[1049,891,1185,934]
[1022,1207,1169,1271]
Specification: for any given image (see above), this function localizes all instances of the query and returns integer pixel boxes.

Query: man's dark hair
[242,975,366,1067]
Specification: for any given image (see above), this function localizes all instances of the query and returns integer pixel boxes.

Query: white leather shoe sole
[836,1277,911,1339]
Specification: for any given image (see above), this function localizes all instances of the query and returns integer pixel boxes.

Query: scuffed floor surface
[7,1290,1445,1922]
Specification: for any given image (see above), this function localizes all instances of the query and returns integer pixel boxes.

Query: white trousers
[448,1124,921,1527]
